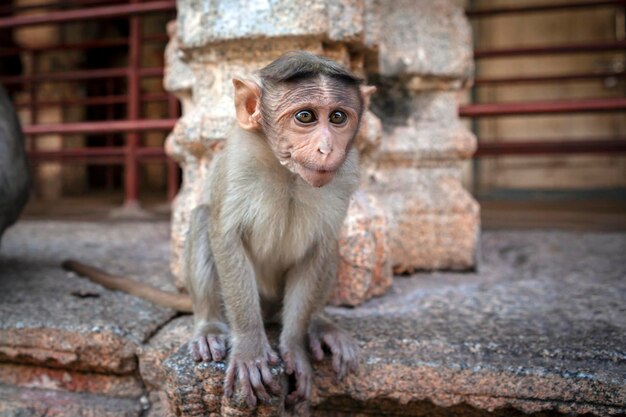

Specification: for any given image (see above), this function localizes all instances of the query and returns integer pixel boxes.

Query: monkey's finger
[238,365,257,408]
[189,342,202,362]
[259,362,281,395]
[197,336,213,362]
[323,335,343,378]
[266,349,280,365]
[346,345,359,374]
[337,338,348,381]
[207,335,225,362]
[282,352,295,375]
[224,363,236,398]
[286,372,310,405]
[309,336,324,362]
[248,363,270,403]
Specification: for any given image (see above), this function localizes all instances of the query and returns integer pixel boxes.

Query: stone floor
[0,220,624,416]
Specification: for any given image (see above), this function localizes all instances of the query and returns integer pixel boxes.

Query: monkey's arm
[62,260,193,313]
[211,228,280,406]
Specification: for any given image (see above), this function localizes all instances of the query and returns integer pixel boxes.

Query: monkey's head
[232,51,376,188]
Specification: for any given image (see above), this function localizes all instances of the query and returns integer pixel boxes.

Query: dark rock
[0,84,29,243]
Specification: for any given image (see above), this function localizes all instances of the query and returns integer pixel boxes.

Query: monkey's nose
[318,141,332,155]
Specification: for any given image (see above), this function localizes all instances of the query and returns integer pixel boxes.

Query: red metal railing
[464,1,626,157]
[1,0,179,207]
[466,0,626,17]
[459,98,626,117]
[0,1,176,28]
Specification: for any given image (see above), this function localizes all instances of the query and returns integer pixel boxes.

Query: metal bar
[105,79,116,191]
[14,93,170,109]
[143,34,169,43]
[474,40,626,59]
[0,0,127,15]
[26,147,167,160]
[467,0,626,17]
[22,119,177,135]
[124,5,142,205]
[0,39,128,57]
[475,139,626,156]
[0,1,176,29]
[0,36,167,57]
[459,98,626,117]
[0,67,163,85]
[142,92,169,101]
[474,70,626,85]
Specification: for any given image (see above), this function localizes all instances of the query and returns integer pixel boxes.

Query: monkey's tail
[62,260,193,313]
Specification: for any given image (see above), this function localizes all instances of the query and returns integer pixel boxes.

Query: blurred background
[0,0,624,229]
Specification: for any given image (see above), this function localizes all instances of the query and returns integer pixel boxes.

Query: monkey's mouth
[295,163,338,187]
[300,162,339,175]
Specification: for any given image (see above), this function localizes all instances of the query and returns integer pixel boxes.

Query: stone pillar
[165,0,391,300]
[365,0,480,273]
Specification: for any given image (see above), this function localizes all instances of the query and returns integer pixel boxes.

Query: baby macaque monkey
[185,51,375,407]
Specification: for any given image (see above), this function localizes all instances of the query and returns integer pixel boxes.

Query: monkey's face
[266,79,363,188]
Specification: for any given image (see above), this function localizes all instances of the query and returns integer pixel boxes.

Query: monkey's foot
[224,344,281,408]
[280,346,313,405]
[308,317,359,380]
[189,321,229,362]
[190,334,227,362]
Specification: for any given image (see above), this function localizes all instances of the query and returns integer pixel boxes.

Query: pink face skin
[267,78,363,187]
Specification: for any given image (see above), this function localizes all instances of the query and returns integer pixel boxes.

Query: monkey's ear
[232,78,262,131]
[360,85,377,109]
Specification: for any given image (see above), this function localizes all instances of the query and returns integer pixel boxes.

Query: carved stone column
[365,0,480,272]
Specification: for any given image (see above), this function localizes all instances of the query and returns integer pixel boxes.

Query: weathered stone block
[371,0,473,82]
[162,344,287,417]
[331,191,392,306]
[0,364,143,399]
[0,384,143,417]
[138,316,194,391]
[366,92,480,272]
[176,0,366,49]
[368,172,479,272]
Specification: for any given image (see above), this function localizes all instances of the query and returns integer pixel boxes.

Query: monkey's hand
[280,344,313,405]
[189,321,229,362]
[308,317,359,381]
[224,341,281,408]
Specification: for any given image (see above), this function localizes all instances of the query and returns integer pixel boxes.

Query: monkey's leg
[280,243,340,404]
[185,205,228,362]
[305,249,359,381]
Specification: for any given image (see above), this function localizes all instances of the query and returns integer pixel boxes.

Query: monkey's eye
[295,110,316,124]
[329,111,347,125]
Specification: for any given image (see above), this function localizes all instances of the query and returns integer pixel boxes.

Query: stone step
[0,384,144,417]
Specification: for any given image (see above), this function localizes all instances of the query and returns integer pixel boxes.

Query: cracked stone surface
[154,228,626,415]
[0,383,144,417]
[1,221,625,416]
[0,221,178,373]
